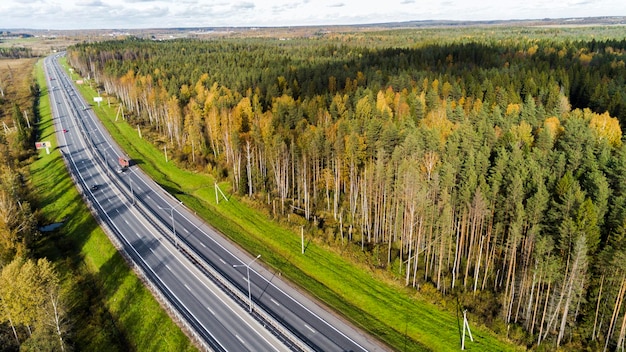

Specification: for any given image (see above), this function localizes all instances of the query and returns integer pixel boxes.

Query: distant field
[0,35,83,56]
[0,57,37,115]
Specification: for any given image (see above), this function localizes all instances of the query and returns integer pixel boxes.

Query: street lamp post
[233,254,261,313]
[158,200,183,246]
[129,176,134,205]
[98,143,113,169]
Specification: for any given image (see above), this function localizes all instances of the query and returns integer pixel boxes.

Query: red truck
[118,156,130,171]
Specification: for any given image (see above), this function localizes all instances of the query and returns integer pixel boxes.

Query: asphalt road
[44,53,387,352]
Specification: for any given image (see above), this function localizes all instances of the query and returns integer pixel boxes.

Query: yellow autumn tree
[543,116,564,141]
[420,106,455,145]
[589,110,622,147]
[376,90,392,119]
[510,121,534,148]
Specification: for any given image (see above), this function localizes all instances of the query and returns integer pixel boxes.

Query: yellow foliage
[579,52,593,66]
[420,108,456,145]
[510,121,534,147]
[589,111,623,147]
[506,103,521,117]
[376,90,392,118]
[543,116,563,141]
[472,99,483,114]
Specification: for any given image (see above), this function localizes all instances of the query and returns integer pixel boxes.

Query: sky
[1,0,625,30]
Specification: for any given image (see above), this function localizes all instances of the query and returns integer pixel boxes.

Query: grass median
[31,58,197,352]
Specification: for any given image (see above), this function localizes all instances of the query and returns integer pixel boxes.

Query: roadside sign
[35,141,51,149]
[35,141,52,154]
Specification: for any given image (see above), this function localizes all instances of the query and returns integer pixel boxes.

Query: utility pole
[215,182,228,204]
[461,310,473,350]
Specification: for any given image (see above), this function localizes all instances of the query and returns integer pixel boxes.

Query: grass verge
[64,58,520,351]
[30,58,196,352]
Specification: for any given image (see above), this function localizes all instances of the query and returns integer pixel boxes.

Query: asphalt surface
[43,53,388,352]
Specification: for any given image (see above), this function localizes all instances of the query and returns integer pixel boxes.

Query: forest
[67,26,626,350]
[0,57,71,350]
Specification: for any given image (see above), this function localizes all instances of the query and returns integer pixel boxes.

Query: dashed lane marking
[235,335,245,345]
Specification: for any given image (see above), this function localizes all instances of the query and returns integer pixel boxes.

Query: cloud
[2,0,626,30]
[271,1,308,12]
[328,2,345,8]
[75,0,107,7]
[233,2,255,10]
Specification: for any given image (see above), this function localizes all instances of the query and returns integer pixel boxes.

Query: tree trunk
[557,235,587,348]
[605,277,626,352]
[592,275,605,341]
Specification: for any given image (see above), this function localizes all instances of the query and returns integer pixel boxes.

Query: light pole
[96,143,114,174]
[233,254,261,313]
[129,176,134,205]
[158,200,183,246]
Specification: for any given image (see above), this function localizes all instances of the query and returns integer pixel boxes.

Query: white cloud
[0,0,624,29]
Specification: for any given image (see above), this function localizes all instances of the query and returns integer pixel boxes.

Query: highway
[43,53,386,352]
[44,55,290,352]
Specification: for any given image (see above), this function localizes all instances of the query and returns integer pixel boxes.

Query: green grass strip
[31,58,197,352]
[65,58,520,352]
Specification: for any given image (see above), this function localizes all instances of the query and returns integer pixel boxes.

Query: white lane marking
[304,324,316,333]
[270,298,280,306]
[200,242,207,248]
[124,219,129,225]
[235,335,245,345]
[147,195,151,200]
[150,247,155,254]
[219,258,226,265]
[115,209,120,214]
[165,264,171,271]
[183,228,190,234]
[207,306,215,315]
[184,284,190,291]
